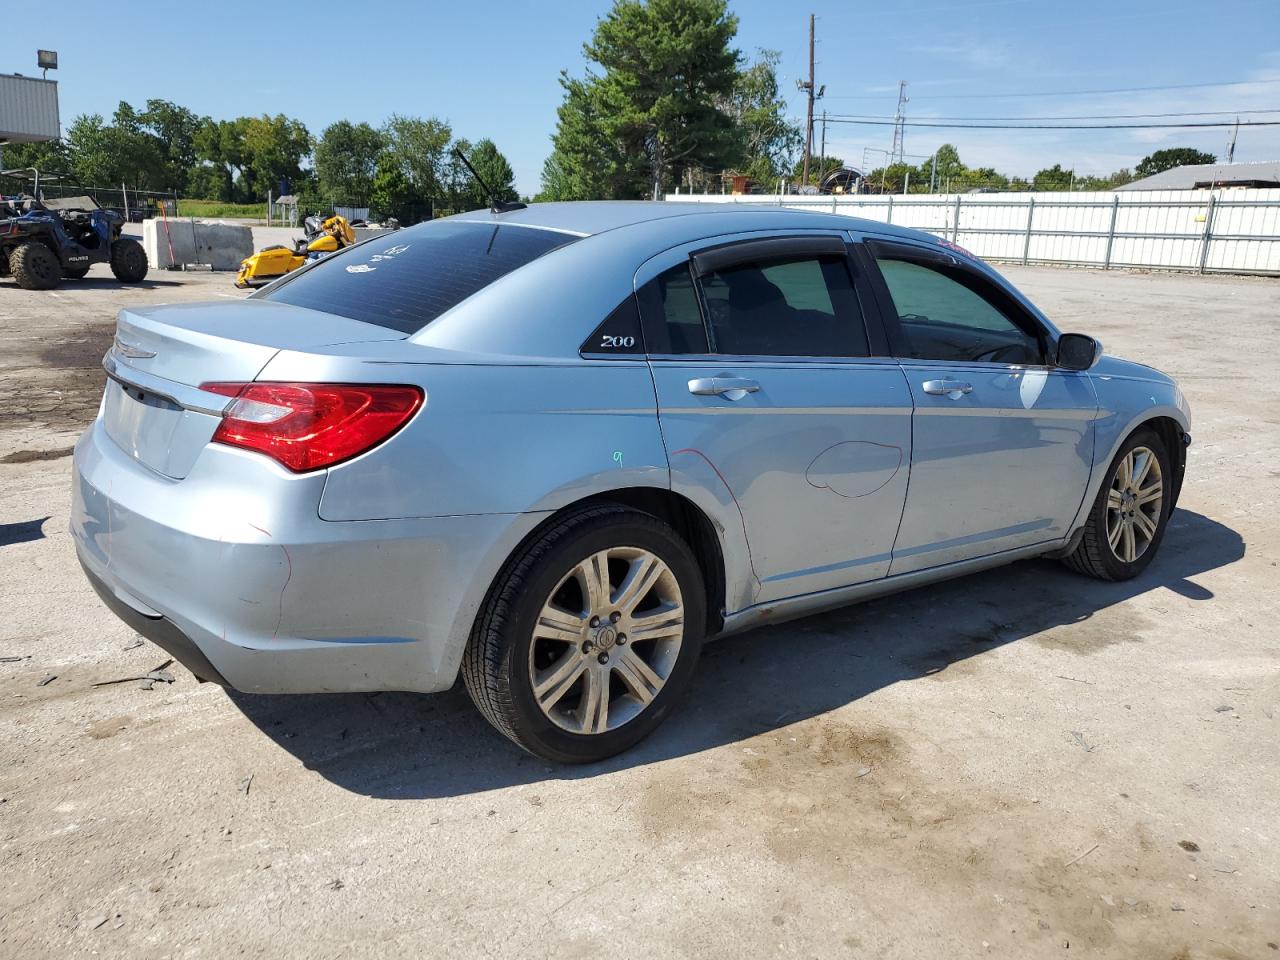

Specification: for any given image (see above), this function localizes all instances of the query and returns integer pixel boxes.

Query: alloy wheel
[1105,445,1164,563]
[528,547,684,734]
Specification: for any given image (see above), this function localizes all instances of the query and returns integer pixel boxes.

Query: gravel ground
[0,263,1277,959]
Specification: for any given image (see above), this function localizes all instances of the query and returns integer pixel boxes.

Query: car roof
[448,200,931,244]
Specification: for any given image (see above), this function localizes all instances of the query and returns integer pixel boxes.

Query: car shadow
[63,278,191,289]
[226,508,1243,799]
[0,516,49,548]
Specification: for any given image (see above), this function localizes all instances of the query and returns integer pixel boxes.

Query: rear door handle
[688,377,761,399]
[922,378,973,398]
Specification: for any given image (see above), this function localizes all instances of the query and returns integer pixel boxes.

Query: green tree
[65,114,164,189]
[315,120,384,204]
[1032,163,1074,190]
[137,99,205,192]
[0,138,72,176]
[455,138,518,210]
[866,161,916,193]
[1135,147,1216,178]
[240,114,312,198]
[541,73,646,200]
[725,48,801,186]
[380,114,452,201]
[193,117,249,201]
[546,0,742,200]
[369,151,422,223]
[790,154,845,188]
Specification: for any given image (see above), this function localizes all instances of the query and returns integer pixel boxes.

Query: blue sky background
[27,0,1280,195]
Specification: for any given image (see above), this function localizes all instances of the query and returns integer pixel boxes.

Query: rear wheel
[463,505,706,763]
[109,238,148,283]
[9,242,62,290]
[1063,427,1171,581]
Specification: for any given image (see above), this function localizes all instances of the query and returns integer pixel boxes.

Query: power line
[818,117,1280,130]
[823,77,1280,101]
[827,108,1280,122]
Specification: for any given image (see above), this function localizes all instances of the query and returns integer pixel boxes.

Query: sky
[22,0,1280,196]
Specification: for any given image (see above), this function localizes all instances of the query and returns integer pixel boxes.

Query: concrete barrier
[143,219,254,271]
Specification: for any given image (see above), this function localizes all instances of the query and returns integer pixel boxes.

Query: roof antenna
[453,147,526,214]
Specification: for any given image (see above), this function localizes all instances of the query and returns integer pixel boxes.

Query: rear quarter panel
[252,351,670,521]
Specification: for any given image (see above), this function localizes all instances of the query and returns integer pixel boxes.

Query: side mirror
[1055,333,1102,371]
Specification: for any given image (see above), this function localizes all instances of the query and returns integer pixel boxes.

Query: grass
[174,200,267,220]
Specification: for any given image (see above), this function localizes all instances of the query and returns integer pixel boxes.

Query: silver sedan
[71,202,1190,762]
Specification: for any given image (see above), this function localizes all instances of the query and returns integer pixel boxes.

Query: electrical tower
[890,81,909,165]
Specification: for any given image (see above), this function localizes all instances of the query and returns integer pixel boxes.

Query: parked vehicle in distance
[70,203,1190,762]
[234,214,360,288]
[1,170,148,290]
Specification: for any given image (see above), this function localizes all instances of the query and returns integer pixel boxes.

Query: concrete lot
[0,262,1277,959]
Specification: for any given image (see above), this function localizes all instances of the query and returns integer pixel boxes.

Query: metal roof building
[0,73,60,144]
[1117,160,1280,191]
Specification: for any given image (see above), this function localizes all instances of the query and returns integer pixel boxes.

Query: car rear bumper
[70,418,541,694]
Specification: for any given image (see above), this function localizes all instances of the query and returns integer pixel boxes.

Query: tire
[109,238,149,283]
[64,266,91,279]
[1062,427,1172,581]
[463,504,706,763]
[8,242,62,290]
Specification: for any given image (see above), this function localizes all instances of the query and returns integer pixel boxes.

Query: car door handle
[688,377,761,399]
[922,378,973,397]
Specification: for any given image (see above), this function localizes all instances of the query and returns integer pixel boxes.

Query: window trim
[690,234,848,277]
[861,238,1051,367]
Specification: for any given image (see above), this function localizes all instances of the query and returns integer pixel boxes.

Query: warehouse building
[1117,160,1280,191]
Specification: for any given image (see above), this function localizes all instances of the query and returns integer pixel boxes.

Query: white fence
[664,188,1280,276]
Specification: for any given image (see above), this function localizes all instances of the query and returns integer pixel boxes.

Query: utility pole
[891,81,909,165]
[1226,116,1239,163]
[801,13,816,186]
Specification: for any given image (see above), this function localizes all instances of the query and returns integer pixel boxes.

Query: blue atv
[0,187,148,290]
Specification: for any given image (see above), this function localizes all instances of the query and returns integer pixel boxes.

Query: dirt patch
[1,446,74,464]
[636,716,1270,957]
[87,715,134,740]
[0,325,114,437]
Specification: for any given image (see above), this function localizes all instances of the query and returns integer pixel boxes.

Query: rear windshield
[261,220,578,334]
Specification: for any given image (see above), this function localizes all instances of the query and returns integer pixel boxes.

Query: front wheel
[109,238,149,283]
[1063,427,1171,581]
[463,505,706,763]
[9,242,62,290]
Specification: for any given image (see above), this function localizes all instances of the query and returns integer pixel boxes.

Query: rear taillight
[201,382,423,473]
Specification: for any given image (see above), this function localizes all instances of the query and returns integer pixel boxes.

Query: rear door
[641,231,913,605]
[858,238,1097,574]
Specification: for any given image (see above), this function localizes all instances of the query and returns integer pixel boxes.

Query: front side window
[874,257,1042,364]
[262,221,577,334]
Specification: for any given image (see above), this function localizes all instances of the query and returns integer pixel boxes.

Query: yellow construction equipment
[235,214,357,288]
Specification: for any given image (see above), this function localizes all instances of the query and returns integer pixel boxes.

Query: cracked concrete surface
[1,265,1277,959]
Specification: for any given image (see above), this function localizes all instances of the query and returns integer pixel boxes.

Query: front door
[639,233,914,605]
[860,239,1098,575]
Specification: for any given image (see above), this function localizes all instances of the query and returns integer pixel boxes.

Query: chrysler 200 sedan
[71,203,1190,762]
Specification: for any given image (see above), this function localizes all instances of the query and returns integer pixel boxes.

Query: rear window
[261,220,578,334]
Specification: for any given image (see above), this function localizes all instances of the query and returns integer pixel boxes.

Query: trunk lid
[102,299,405,479]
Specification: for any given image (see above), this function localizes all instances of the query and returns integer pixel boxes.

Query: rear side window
[637,263,710,354]
[700,255,868,357]
[262,221,577,334]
